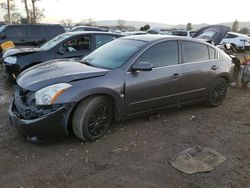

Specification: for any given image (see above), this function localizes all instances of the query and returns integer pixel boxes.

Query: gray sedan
[9,34,234,142]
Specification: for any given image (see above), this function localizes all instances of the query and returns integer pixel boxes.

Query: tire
[206,78,228,107]
[72,96,113,141]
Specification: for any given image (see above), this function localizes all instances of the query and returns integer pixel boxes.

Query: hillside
[96,20,250,30]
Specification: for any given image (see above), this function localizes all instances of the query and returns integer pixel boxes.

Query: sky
[0,0,250,24]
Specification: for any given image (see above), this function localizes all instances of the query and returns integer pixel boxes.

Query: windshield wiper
[82,60,97,67]
[81,60,110,70]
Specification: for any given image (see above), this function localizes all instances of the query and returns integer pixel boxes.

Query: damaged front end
[9,86,74,142]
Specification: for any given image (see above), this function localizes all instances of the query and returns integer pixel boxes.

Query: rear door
[179,40,219,102]
[125,40,183,114]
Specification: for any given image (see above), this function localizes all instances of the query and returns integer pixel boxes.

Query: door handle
[171,73,182,79]
[211,65,219,70]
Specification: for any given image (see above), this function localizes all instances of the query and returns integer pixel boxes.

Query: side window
[208,47,217,59]
[47,26,64,39]
[63,36,91,52]
[224,34,237,39]
[179,31,187,36]
[136,41,179,68]
[182,41,209,63]
[5,26,29,39]
[95,35,117,48]
[30,26,43,39]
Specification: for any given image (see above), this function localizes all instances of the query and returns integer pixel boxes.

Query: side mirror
[58,47,66,55]
[131,62,153,72]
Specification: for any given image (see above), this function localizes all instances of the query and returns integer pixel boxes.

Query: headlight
[35,83,72,105]
[4,56,17,64]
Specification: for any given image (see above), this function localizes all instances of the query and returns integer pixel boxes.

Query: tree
[30,0,44,23]
[232,20,239,32]
[85,18,96,26]
[29,6,44,23]
[4,12,23,24]
[117,19,125,30]
[22,0,30,23]
[1,0,16,23]
[186,23,193,30]
[239,27,249,34]
[79,18,96,26]
[140,24,150,31]
[60,19,73,27]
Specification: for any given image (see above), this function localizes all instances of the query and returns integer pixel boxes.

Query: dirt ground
[0,67,249,188]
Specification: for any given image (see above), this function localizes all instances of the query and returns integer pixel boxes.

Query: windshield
[39,33,72,50]
[81,39,146,69]
[196,30,217,40]
[0,25,7,33]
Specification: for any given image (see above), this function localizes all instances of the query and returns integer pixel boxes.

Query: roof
[6,24,63,26]
[228,31,250,38]
[63,31,122,37]
[122,34,194,42]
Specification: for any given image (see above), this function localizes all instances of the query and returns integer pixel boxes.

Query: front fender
[73,87,126,121]
[55,75,127,121]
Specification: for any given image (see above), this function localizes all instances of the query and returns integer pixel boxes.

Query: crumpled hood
[17,60,109,91]
[2,47,42,59]
[193,25,230,46]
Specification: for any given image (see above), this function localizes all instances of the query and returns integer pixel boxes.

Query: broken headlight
[35,83,72,105]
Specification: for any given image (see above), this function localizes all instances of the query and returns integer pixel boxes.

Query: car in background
[9,25,234,142]
[70,26,109,32]
[122,31,147,36]
[0,24,65,58]
[0,22,6,27]
[147,28,171,35]
[171,30,196,37]
[221,32,250,51]
[64,26,72,32]
[2,31,122,79]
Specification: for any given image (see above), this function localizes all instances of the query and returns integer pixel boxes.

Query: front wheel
[206,78,228,107]
[72,96,113,141]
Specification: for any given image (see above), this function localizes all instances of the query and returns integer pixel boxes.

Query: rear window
[182,41,209,63]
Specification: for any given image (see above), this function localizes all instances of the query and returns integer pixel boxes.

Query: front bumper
[9,97,75,143]
[3,62,20,79]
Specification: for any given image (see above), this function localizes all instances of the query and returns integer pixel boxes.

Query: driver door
[55,35,92,61]
[125,40,183,114]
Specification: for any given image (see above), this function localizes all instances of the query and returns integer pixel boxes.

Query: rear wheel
[72,96,113,141]
[206,78,228,107]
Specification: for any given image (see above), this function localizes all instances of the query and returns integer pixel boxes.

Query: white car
[221,32,250,51]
